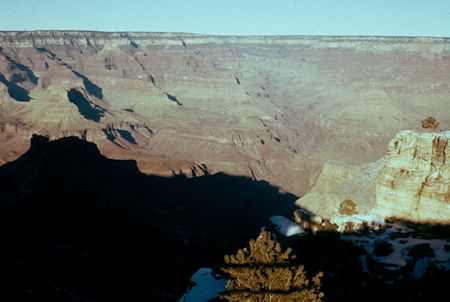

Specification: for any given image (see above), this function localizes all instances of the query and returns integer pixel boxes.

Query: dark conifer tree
[221,232,323,302]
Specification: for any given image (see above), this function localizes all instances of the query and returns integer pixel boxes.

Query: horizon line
[0,30,449,39]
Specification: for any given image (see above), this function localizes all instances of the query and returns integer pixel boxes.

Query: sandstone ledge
[373,130,449,223]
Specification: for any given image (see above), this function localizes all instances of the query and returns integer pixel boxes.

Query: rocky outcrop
[295,158,385,219]
[373,130,449,223]
[296,130,449,227]
[0,122,31,165]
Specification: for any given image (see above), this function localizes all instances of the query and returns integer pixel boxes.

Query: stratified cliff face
[297,130,449,225]
[374,130,449,223]
[1,31,449,195]
[295,158,385,219]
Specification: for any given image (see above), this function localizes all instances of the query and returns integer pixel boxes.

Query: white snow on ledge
[269,216,305,237]
[178,268,227,302]
[330,213,386,233]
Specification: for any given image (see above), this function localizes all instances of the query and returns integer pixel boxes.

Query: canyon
[0,31,449,301]
[1,31,449,197]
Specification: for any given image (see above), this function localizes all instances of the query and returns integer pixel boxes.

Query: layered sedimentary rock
[296,130,449,225]
[373,130,449,223]
[295,158,385,219]
[1,32,449,195]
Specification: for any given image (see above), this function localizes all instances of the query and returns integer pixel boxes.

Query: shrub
[408,243,435,259]
[220,231,324,302]
[339,199,358,215]
[421,116,440,129]
[445,244,450,253]
[372,239,394,257]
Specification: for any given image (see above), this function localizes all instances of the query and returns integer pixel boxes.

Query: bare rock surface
[296,158,385,219]
[297,130,449,225]
[1,32,450,195]
[374,130,449,223]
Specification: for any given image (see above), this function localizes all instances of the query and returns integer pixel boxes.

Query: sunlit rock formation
[295,158,385,219]
[373,130,449,223]
[296,130,449,228]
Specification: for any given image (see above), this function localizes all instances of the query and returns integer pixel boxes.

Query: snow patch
[330,213,385,233]
[398,130,414,135]
[178,268,227,302]
[428,171,439,179]
[269,216,305,237]
[342,222,450,277]
[419,133,435,139]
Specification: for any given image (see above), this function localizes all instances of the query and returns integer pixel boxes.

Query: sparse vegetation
[339,199,358,215]
[220,231,324,302]
[399,221,450,239]
[445,244,450,253]
[408,243,435,259]
[372,239,394,257]
[421,116,440,129]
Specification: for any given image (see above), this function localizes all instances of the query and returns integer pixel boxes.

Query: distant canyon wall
[0,32,449,195]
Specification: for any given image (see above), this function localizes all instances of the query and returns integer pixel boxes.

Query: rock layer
[374,130,449,223]
[1,32,449,195]
[296,158,385,219]
[297,130,449,225]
